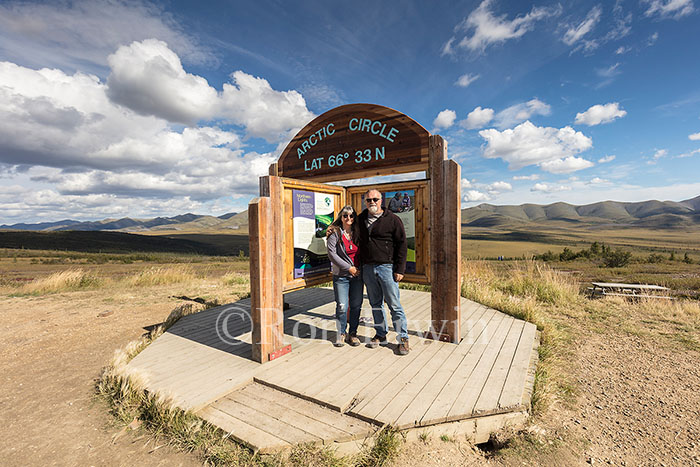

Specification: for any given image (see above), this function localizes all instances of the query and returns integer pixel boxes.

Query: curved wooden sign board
[277,103,430,182]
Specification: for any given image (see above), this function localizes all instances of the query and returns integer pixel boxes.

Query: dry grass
[221,271,250,286]
[461,260,582,416]
[125,265,198,286]
[19,268,103,294]
[588,295,700,352]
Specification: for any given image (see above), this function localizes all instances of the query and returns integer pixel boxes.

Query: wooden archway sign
[249,104,461,363]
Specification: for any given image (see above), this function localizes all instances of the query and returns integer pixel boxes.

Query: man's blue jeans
[362,263,408,342]
[332,274,363,336]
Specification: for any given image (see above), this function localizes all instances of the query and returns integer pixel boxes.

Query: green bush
[603,249,631,268]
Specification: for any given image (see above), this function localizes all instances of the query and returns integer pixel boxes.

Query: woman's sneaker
[368,334,388,348]
[334,334,346,347]
[346,334,361,346]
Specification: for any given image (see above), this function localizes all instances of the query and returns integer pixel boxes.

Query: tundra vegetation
[1,231,698,465]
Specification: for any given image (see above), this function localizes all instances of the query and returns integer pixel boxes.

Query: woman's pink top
[341,233,359,266]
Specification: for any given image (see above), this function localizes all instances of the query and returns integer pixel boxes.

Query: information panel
[292,189,334,278]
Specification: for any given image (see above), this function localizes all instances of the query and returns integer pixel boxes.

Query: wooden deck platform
[125,288,539,452]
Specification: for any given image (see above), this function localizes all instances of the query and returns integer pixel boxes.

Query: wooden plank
[472,320,526,415]
[214,396,318,445]
[348,338,438,420]
[356,339,446,423]
[446,317,516,422]
[228,391,327,442]
[442,160,461,341]
[395,306,496,428]
[376,339,459,426]
[498,322,538,410]
[311,345,399,412]
[239,384,372,438]
[419,311,509,425]
[198,406,290,453]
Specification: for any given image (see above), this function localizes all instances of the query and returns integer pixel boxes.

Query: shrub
[603,249,631,268]
[646,253,665,263]
[559,247,577,261]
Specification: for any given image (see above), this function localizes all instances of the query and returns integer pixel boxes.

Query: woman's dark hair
[329,205,360,244]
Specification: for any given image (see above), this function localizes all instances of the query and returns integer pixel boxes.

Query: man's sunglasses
[342,214,355,218]
[365,198,381,203]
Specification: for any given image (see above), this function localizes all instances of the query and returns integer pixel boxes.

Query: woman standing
[326,205,363,347]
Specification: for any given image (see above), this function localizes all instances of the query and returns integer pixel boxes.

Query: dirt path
[2,288,698,466]
[0,290,201,466]
[571,332,700,466]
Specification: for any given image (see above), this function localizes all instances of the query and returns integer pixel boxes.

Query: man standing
[357,189,410,355]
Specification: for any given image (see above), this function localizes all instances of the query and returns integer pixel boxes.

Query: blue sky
[1,0,699,223]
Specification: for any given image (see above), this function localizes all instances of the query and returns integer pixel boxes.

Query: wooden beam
[258,176,285,361]
[250,176,286,363]
[428,135,461,343]
[249,197,269,362]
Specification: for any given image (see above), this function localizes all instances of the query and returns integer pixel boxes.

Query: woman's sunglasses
[342,214,355,219]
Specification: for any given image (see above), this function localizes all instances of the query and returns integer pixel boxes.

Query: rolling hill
[461,195,700,229]
[2,195,699,234]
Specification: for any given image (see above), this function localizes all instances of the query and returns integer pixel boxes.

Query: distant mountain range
[2,195,700,232]
[0,212,247,232]
[462,195,700,229]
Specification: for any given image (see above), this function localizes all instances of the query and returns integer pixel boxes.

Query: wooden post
[428,135,461,343]
[249,175,287,363]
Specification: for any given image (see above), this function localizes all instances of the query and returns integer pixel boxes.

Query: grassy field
[1,224,699,465]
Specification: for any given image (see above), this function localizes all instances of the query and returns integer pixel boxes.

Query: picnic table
[587,282,673,300]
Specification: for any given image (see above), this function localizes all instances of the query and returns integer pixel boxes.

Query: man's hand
[394,273,403,282]
[349,266,359,277]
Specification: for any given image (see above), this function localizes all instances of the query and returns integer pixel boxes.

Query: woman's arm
[326,231,353,273]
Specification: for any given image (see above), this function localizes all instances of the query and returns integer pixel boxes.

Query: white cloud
[589,177,609,184]
[513,174,540,180]
[597,63,622,78]
[219,71,314,143]
[615,45,631,54]
[463,190,490,202]
[443,0,560,55]
[575,102,627,126]
[494,98,550,128]
[0,45,312,223]
[0,0,212,72]
[461,106,495,130]
[479,121,594,173]
[487,181,513,193]
[106,39,218,125]
[562,6,602,46]
[598,155,616,163]
[433,109,457,129]
[676,148,700,158]
[531,183,572,193]
[461,178,473,189]
[643,0,695,19]
[648,32,659,45]
[455,73,480,87]
[540,156,595,173]
[689,132,700,141]
[647,149,668,164]
[104,39,313,142]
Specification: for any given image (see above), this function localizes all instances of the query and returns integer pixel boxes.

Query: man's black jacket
[357,208,407,275]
